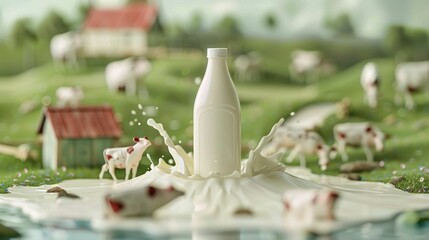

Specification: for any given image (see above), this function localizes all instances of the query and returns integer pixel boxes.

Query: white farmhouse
[82,4,158,57]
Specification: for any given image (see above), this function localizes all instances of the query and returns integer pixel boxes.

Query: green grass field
[0,47,428,194]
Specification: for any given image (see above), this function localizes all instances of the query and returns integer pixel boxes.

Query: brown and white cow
[394,61,429,110]
[105,185,184,217]
[263,127,334,171]
[334,122,387,162]
[99,137,151,183]
[361,62,380,108]
[50,31,83,69]
[283,189,339,223]
[105,58,152,96]
[234,51,262,82]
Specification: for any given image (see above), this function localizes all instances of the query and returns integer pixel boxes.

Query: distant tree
[9,18,37,67]
[37,11,70,40]
[10,18,36,47]
[189,12,204,32]
[384,25,409,54]
[385,25,429,60]
[213,15,241,40]
[406,28,428,48]
[264,13,277,30]
[325,13,355,37]
[77,2,93,24]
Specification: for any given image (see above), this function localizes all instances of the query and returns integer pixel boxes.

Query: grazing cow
[263,127,334,171]
[394,61,429,110]
[334,122,387,162]
[56,86,84,107]
[289,50,322,83]
[105,185,184,217]
[361,62,380,108]
[50,32,82,69]
[283,189,339,223]
[105,58,152,96]
[234,51,262,81]
[99,137,151,183]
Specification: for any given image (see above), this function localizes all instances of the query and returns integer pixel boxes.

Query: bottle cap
[207,48,228,58]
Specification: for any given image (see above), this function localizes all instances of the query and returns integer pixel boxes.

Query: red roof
[84,4,157,30]
[38,106,122,139]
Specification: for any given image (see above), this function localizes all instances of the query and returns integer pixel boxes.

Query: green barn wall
[92,138,113,165]
[58,138,114,168]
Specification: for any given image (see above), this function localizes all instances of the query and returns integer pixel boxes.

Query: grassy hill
[0,53,428,193]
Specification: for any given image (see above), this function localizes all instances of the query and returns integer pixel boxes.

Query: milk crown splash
[193,48,241,177]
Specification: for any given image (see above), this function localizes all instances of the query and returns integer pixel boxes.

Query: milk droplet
[168,159,174,164]
[290,112,295,116]
[142,112,147,116]
[194,77,202,85]
[134,118,138,122]
[138,104,143,110]
[144,106,157,117]
[178,140,182,144]
[131,110,136,115]
[138,122,141,126]
[155,107,159,110]
[129,121,134,126]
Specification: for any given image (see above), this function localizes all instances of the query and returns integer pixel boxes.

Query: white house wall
[43,120,58,170]
[82,29,148,57]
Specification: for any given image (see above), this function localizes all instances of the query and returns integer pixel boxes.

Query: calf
[99,137,151,183]
[56,86,84,107]
[283,189,339,223]
[395,61,429,110]
[105,185,184,217]
[263,127,334,171]
[334,122,386,162]
[361,62,380,108]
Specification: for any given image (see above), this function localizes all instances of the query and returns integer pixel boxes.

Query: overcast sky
[0,0,428,40]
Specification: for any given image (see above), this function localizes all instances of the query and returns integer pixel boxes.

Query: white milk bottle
[193,48,241,177]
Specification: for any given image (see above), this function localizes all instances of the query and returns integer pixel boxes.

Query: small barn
[37,106,122,170]
[82,4,159,57]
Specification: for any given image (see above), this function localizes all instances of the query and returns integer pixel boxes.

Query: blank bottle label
[196,106,239,175]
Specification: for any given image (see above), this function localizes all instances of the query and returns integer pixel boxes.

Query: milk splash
[147,118,194,176]
[147,118,285,178]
